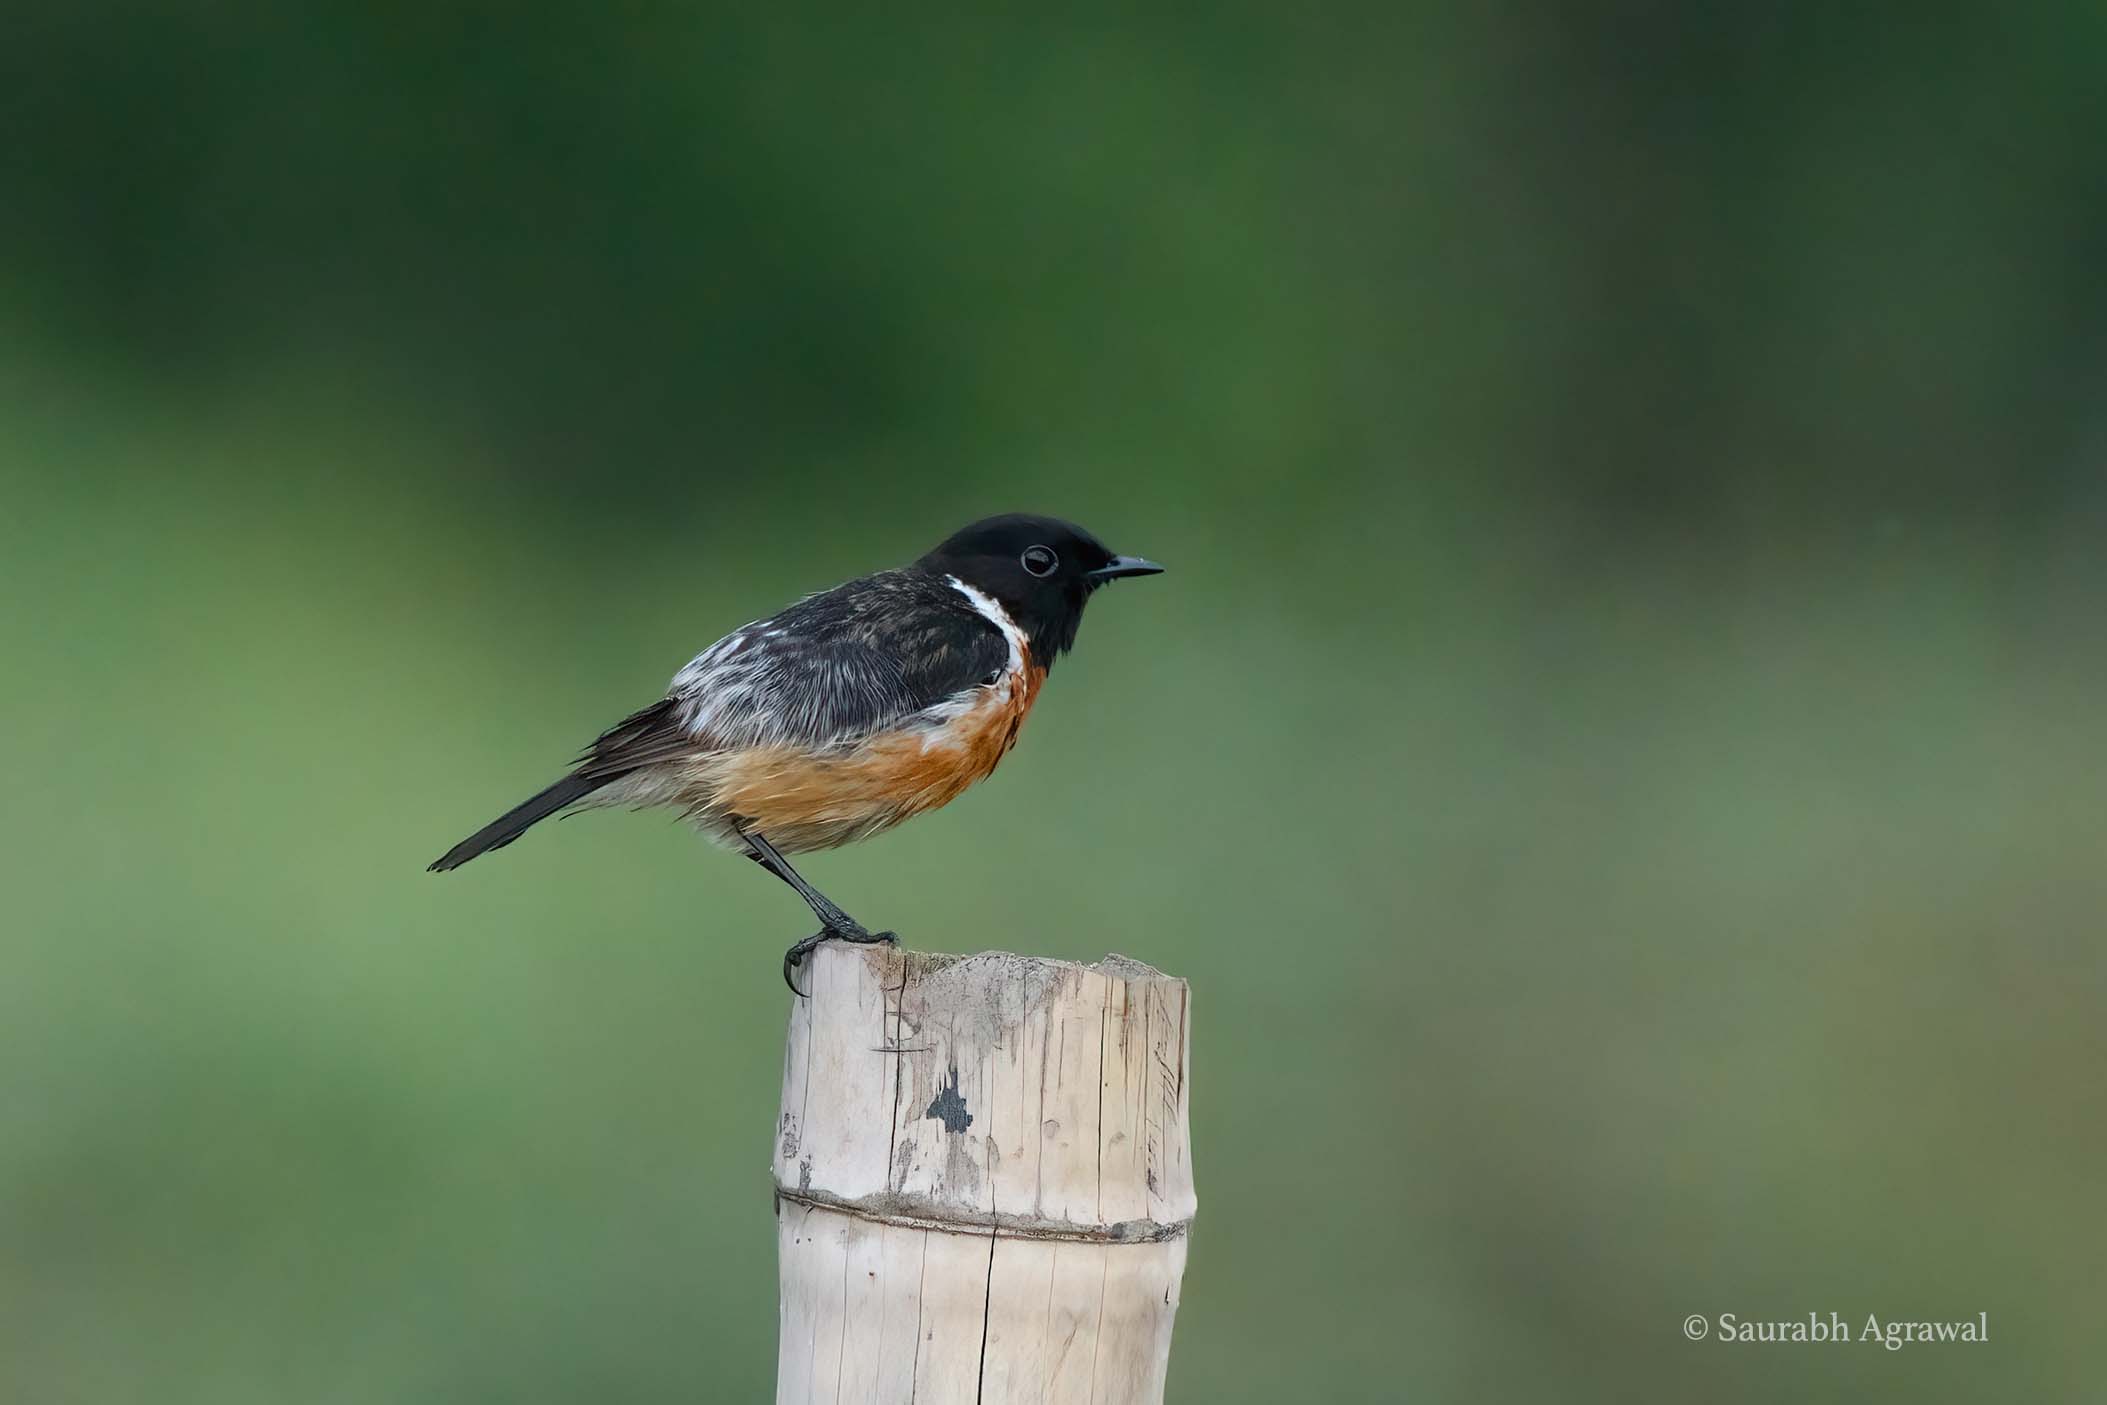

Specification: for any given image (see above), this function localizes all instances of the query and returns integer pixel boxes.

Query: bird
[428,513,1163,991]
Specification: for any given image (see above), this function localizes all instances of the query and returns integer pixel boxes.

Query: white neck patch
[945,575,1026,675]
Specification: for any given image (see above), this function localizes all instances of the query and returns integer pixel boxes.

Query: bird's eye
[1021,545,1058,577]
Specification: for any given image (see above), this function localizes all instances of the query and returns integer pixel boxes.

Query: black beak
[1087,555,1165,583]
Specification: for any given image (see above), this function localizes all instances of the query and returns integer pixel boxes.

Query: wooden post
[773,943,1196,1404]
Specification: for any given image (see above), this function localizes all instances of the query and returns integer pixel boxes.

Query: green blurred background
[5,4,2104,1400]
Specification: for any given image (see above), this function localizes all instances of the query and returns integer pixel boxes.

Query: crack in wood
[772,1187,1190,1245]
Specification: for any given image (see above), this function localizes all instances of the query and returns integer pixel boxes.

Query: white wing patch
[669,625,777,744]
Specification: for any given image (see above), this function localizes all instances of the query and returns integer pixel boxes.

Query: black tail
[428,773,609,872]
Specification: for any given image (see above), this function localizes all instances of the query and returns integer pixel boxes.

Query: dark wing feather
[575,697,696,778]
[668,569,1011,751]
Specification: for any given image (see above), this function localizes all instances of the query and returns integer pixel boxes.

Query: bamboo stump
[773,943,1196,1404]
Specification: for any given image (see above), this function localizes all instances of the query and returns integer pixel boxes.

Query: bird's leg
[741,829,897,995]
[743,830,869,936]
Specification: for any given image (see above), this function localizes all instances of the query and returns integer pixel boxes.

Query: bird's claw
[782,928,900,997]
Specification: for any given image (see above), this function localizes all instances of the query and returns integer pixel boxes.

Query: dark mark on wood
[925,1065,973,1133]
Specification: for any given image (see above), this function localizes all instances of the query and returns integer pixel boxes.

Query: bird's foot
[783,927,900,996]
[844,928,899,947]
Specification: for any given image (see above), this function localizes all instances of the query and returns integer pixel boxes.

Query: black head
[918,513,1162,665]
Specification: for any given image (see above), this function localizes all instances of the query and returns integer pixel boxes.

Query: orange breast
[700,662,1045,853]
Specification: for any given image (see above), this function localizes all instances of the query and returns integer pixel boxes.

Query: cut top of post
[774,943,1196,1242]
